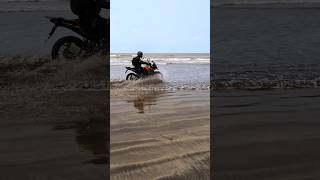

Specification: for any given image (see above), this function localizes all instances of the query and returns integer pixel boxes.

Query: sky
[110,0,210,53]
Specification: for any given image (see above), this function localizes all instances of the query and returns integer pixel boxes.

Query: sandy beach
[0,88,108,180]
[110,53,210,179]
[213,89,320,179]
[212,3,320,179]
[110,89,210,180]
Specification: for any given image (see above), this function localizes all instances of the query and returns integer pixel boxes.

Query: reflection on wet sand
[75,119,108,164]
[54,117,108,165]
[126,90,166,114]
[52,91,109,165]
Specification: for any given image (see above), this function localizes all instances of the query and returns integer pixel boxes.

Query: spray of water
[0,54,107,89]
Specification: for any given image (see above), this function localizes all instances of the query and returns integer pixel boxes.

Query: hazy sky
[110,0,210,53]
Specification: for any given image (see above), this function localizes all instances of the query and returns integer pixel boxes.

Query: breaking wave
[110,53,210,66]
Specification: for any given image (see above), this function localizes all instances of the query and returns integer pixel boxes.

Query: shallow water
[111,54,210,91]
[213,7,320,90]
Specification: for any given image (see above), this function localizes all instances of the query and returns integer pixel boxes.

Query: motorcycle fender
[47,25,57,40]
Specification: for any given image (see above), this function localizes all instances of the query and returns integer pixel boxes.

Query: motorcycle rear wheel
[51,36,84,60]
[126,73,139,81]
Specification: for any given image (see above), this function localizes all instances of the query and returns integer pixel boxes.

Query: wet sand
[0,89,108,180]
[0,55,109,179]
[213,89,320,179]
[110,90,210,180]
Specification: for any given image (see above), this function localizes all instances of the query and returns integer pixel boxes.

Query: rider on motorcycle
[132,51,151,75]
[70,0,109,41]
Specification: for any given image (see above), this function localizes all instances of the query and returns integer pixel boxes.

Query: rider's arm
[140,60,151,65]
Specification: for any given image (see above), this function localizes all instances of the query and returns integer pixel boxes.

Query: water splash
[0,54,107,89]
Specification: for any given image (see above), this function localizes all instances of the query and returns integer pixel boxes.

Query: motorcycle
[46,16,108,60]
[125,61,163,81]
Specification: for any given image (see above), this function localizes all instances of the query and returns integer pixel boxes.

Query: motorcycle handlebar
[46,17,68,24]
[46,17,61,25]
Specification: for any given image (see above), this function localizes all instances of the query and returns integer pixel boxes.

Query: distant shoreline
[0,1,69,13]
[212,2,320,8]
[0,9,69,13]
[110,53,210,56]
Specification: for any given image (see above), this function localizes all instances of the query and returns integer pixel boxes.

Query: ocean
[212,6,320,90]
[111,53,210,91]
[212,5,320,179]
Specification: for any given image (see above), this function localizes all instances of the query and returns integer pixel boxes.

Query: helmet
[137,51,143,57]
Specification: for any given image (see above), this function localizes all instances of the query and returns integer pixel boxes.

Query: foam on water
[212,62,320,90]
[110,77,210,93]
[110,53,210,66]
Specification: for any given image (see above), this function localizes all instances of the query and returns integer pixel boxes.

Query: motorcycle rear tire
[126,73,139,81]
[51,36,84,60]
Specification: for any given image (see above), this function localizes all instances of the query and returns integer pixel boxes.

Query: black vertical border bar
[105,0,110,179]
[210,0,214,179]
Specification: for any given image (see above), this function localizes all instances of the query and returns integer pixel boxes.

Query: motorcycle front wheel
[51,36,84,60]
[126,73,139,81]
[153,72,163,79]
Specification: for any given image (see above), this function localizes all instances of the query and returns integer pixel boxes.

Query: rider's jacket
[71,0,109,16]
[70,0,109,41]
[132,56,149,68]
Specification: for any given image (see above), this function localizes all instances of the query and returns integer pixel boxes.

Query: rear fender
[125,67,136,74]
